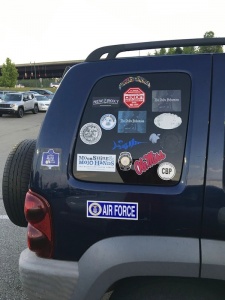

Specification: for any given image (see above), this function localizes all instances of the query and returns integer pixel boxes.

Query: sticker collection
[76,76,182,183]
[39,76,183,221]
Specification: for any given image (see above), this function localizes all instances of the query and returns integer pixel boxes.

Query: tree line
[0,31,224,88]
[153,31,223,56]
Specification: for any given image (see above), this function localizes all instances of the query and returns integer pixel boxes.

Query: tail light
[24,190,53,258]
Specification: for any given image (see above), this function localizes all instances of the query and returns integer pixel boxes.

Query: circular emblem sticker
[160,132,182,153]
[100,114,117,130]
[118,152,132,171]
[88,202,102,216]
[157,162,176,180]
[80,123,102,145]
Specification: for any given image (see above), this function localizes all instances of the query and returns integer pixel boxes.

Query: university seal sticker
[80,123,102,145]
[100,114,117,130]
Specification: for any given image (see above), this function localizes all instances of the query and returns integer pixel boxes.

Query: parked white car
[35,94,51,112]
[50,82,60,88]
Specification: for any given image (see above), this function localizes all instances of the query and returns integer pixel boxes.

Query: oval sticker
[154,113,182,129]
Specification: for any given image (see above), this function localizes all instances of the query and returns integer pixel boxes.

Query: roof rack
[85,37,225,62]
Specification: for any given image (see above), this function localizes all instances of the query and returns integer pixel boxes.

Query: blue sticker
[118,111,147,133]
[112,138,147,150]
[41,149,60,169]
[87,201,138,220]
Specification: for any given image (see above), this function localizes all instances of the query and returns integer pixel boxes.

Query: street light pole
[34,62,37,86]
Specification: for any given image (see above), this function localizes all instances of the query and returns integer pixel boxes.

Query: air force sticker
[87,201,138,220]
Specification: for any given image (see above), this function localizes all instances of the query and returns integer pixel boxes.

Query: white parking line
[0,215,9,219]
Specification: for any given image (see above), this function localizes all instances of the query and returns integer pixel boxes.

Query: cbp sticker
[157,162,176,180]
[87,201,138,220]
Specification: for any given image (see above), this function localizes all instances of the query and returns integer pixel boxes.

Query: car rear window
[73,72,191,186]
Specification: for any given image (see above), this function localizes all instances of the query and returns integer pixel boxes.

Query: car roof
[30,89,53,94]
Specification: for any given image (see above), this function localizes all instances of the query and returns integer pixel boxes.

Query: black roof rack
[85,38,225,62]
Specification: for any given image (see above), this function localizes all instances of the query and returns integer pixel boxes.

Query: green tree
[0,58,19,87]
[153,31,223,56]
[167,47,176,55]
[174,47,183,54]
[154,48,167,55]
[182,46,196,54]
[197,31,223,53]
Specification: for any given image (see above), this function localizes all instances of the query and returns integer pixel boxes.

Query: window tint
[4,94,22,101]
[73,72,191,186]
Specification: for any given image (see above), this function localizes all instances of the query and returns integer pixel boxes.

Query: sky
[1,0,225,64]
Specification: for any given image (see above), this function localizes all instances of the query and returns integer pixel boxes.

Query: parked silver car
[0,92,39,118]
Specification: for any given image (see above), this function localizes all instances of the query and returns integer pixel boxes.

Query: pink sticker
[134,150,166,175]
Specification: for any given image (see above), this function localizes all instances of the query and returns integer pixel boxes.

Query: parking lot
[0,112,45,299]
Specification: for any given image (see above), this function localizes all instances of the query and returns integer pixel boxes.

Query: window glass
[73,72,191,186]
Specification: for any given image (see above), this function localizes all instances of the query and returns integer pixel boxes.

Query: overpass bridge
[14,60,83,80]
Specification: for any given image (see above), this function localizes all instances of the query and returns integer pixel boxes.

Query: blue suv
[3,38,225,300]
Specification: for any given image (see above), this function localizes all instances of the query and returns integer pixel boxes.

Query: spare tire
[2,139,36,227]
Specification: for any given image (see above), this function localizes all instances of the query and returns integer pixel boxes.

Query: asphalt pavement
[0,112,46,299]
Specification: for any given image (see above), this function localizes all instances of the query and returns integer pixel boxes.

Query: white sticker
[80,123,102,145]
[157,162,176,180]
[77,154,116,172]
[100,114,117,130]
[118,152,132,171]
[149,133,160,144]
[154,113,182,129]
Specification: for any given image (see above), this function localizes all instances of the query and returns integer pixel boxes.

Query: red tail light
[24,190,53,258]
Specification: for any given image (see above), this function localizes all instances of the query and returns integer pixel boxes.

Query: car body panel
[17,43,225,299]
[30,54,212,260]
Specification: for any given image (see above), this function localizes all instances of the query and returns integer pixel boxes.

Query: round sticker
[118,152,132,171]
[160,132,182,153]
[100,114,117,130]
[80,123,102,145]
[157,162,176,180]
[88,202,102,216]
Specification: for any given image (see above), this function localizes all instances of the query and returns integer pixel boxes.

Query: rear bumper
[19,248,79,300]
[19,236,199,300]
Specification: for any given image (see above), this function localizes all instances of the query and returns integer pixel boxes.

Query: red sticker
[134,150,166,175]
[123,88,145,108]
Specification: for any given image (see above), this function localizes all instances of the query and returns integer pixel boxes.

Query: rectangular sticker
[77,154,116,172]
[87,201,138,220]
[41,148,61,170]
[118,111,147,133]
[92,97,120,107]
[152,90,181,112]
